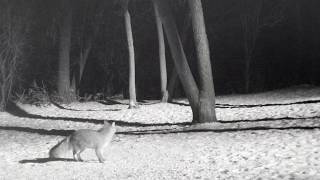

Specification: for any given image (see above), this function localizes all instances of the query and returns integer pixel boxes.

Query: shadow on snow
[5,101,190,127]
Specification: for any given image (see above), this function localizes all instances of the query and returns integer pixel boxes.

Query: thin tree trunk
[293,0,305,83]
[78,0,105,87]
[240,0,262,93]
[242,8,252,93]
[79,41,92,83]
[57,4,72,101]
[75,38,93,95]
[167,68,178,101]
[0,63,8,111]
[70,72,77,96]
[72,1,106,96]
[188,0,217,123]
[153,1,168,102]
[123,0,137,108]
[154,0,200,121]
[243,23,251,93]
[244,53,251,93]
[308,1,319,84]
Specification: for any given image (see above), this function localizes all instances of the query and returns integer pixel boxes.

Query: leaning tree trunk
[123,0,137,108]
[79,40,92,84]
[153,1,168,102]
[167,10,192,102]
[154,0,200,121]
[57,4,72,101]
[74,1,105,95]
[188,0,217,123]
[70,36,93,96]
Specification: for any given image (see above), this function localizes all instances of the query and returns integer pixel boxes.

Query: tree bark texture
[188,0,217,123]
[57,4,72,100]
[154,0,200,121]
[167,11,192,102]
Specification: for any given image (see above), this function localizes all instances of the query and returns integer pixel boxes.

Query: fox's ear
[111,122,115,127]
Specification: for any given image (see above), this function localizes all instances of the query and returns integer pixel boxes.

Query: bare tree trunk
[241,6,251,93]
[307,1,319,84]
[167,11,191,102]
[70,72,77,96]
[57,4,72,101]
[70,1,107,97]
[123,0,137,108]
[77,1,105,90]
[153,1,168,102]
[154,0,200,121]
[240,0,262,93]
[243,55,252,92]
[188,0,217,123]
[70,37,93,96]
[167,69,178,101]
[293,0,305,83]
[0,62,11,111]
[79,40,92,84]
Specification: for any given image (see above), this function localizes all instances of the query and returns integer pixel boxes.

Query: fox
[49,121,116,163]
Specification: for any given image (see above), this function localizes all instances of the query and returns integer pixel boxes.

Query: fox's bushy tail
[49,136,71,158]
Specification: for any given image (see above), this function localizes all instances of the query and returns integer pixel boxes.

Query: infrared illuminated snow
[0,86,320,179]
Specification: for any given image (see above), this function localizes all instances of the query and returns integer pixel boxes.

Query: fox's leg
[73,147,84,162]
[73,149,80,161]
[95,147,105,163]
[76,150,84,161]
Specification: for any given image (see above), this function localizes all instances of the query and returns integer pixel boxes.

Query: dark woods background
[1,0,320,102]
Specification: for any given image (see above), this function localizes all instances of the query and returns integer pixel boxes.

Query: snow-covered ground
[0,85,320,179]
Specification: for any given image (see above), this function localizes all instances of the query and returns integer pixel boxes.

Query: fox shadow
[19,158,103,164]
[19,158,76,164]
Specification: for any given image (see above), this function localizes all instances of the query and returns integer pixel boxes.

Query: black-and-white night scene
[0,0,320,179]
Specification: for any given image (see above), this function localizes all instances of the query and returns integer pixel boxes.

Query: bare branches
[239,0,288,92]
[0,2,31,110]
[259,0,288,28]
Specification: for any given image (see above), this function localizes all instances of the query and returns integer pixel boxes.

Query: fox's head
[103,121,116,133]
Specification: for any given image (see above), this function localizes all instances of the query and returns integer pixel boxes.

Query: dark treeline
[0,0,320,106]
